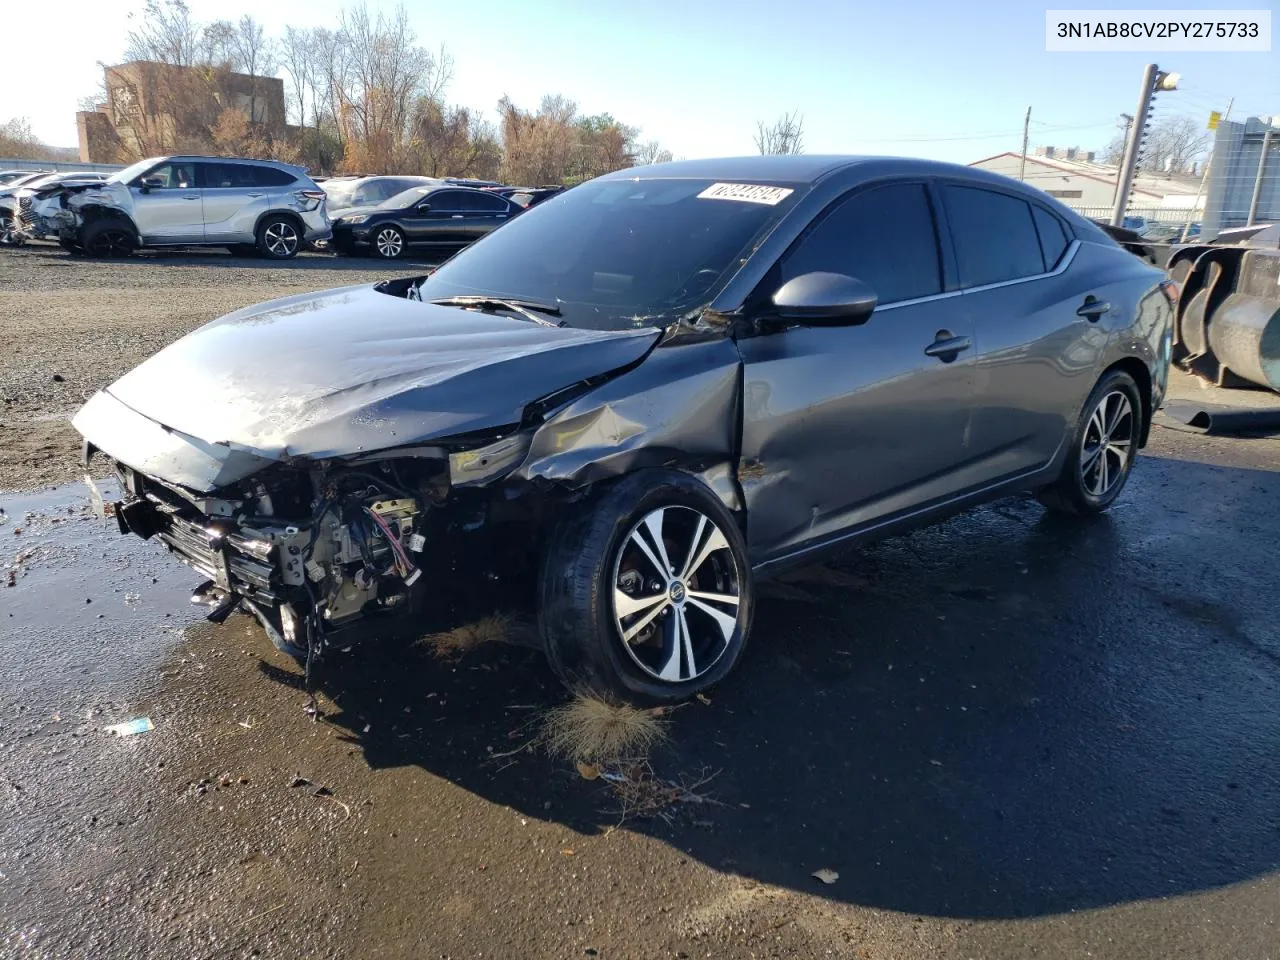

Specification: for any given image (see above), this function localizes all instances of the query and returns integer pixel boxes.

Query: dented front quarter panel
[515,335,743,498]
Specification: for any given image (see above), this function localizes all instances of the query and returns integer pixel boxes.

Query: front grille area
[155,509,278,604]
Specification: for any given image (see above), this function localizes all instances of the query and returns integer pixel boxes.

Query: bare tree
[226,16,277,124]
[124,0,203,66]
[0,118,42,159]
[634,140,673,166]
[754,111,804,155]
[279,27,314,127]
[1141,115,1210,174]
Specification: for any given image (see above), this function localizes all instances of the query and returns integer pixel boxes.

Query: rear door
[940,183,1105,480]
[452,190,513,240]
[131,161,202,241]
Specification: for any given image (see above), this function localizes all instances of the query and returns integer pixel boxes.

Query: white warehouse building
[969,147,1202,214]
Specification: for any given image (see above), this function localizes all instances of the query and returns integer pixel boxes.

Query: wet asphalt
[3,384,1280,959]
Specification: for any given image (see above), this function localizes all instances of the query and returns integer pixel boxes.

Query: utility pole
[1111,114,1134,205]
[1019,106,1031,181]
[1246,116,1275,226]
[1180,97,1231,242]
[1111,64,1180,227]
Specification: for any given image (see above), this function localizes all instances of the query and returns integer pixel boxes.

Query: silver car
[59,156,331,259]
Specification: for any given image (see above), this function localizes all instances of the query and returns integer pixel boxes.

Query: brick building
[77,61,287,164]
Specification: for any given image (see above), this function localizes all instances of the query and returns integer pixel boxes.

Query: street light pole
[1111,64,1179,227]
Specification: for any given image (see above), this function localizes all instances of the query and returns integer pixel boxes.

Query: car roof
[155,155,309,173]
[602,154,1053,190]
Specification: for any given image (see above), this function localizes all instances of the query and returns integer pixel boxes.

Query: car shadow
[262,453,1280,920]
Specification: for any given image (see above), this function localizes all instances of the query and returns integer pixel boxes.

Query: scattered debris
[289,775,332,797]
[540,694,669,764]
[237,720,254,729]
[597,763,720,824]
[104,717,153,737]
[576,761,600,781]
[696,693,712,706]
[420,611,532,660]
[811,868,839,885]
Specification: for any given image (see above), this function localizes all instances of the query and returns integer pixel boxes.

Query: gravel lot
[4,241,1280,959]
[0,244,416,490]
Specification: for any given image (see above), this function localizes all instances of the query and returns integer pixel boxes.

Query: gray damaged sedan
[73,156,1176,703]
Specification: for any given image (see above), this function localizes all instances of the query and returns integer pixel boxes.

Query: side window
[780,182,943,305]
[471,192,510,213]
[943,185,1045,287]
[142,162,196,190]
[201,163,242,188]
[1031,205,1070,270]
[449,192,485,212]
[429,190,466,212]
[250,166,295,187]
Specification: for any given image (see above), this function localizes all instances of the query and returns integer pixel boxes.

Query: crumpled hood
[96,284,661,460]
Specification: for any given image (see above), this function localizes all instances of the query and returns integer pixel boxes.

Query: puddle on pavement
[0,479,203,709]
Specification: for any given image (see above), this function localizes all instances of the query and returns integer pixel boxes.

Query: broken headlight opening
[107,448,537,673]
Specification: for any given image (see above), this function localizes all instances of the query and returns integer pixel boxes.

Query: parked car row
[0,157,567,260]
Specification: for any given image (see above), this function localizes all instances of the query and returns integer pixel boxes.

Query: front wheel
[256,216,301,259]
[0,213,17,246]
[81,219,137,258]
[1038,369,1143,515]
[539,470,754,704]
[371,225,406,259]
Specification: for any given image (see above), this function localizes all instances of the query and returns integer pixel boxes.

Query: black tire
[256,215,302,259]
[370,225,407,259]
[539,469,754,704]
[59,239,85,255]
[0,212,16,246]
[1037,369,1143,516]
[80,218,137,259]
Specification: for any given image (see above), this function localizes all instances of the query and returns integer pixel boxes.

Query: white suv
[59,156,331,259]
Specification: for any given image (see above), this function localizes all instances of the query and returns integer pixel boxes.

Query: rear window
[1032,205,1071,270]
[944,185,1046,287]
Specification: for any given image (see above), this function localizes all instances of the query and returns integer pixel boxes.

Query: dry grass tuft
[540,694,670,764]
[420,612,529,660]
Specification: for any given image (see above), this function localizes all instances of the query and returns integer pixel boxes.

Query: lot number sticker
[697,182,794,205]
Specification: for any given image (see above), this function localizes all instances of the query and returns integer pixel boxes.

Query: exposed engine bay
[105,448,558,668]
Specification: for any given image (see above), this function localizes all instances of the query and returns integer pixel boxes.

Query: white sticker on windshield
[697,182,794,205]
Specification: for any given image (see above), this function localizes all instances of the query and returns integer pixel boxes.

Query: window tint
[944,185,1044,287]
[249,165,295,187]
[780,182,942,305]
[1032,205,1070,270]
[143,162,196,190]
[429,190,467,211]
[469,192,510,213]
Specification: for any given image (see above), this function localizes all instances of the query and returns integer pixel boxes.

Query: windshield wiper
[429,295,565,328]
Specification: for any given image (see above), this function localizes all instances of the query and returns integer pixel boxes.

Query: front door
[130,161,202,241]
[408,189,471,244]
[736,180,978,564]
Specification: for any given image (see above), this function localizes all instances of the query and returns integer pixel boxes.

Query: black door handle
[924,331,972,362]
[1077,297,1111,320]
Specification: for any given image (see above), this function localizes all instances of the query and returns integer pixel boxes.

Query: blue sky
[5,0,1277,161]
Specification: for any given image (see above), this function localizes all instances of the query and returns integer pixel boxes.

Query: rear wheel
[539,470,753,704]
[1038,370,1142,516]
[256,216,301,259]
[81,219,137,258]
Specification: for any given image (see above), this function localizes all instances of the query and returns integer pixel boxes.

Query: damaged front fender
[513,337,743,500]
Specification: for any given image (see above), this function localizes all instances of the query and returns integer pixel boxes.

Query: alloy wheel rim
[265,222,298,256]
[91,229,133,257]
[612,506,741,683]
[376,229,403,257]
[0,216,14,244]
[1080,390,1134,498]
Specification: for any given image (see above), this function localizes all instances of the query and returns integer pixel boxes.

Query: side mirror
[416,201,431,212]
[771,272,878,326]
[138,176,164,193]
